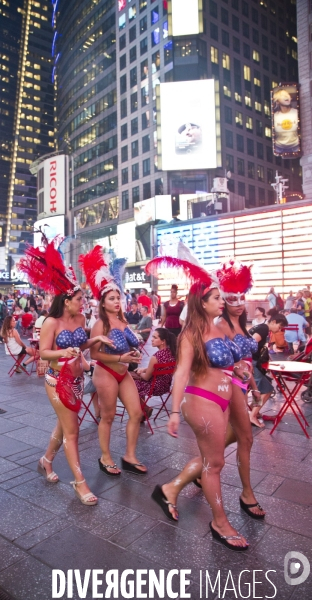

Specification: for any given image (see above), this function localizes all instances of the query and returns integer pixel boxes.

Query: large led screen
[271,83,301,158]
[158,80,217,171]
[169,0,202,36]
[34,215,65,248]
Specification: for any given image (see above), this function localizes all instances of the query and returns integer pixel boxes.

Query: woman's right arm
[89,320,141,365]
[39,317,76,361]
[159,303,167,327]
[167,335,194,438]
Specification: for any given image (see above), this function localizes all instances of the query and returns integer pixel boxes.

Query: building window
[120,74,127,94]
[130,46,137,63]
[254,76,261,87]
[130,68,137,88]
[246,116,253,131]
[226,154,234,172]
[225,106,232,124]
[211,46,219,64]
[121,123,128,140]
[257,142,264,159]
[247,138,254,155]
[235,111,243,127]
[222,53,230,69]
[222,30,230,47]
[210,23,218,41]
[210,0,218,18]
[237,158,245,175]
[221,7,229,24]
[223,84,231,98]
[121,146,128,163]
[263,55,269,70]
[132,140,139,158]
[139,0,147,12]
[235,92,242,103]
[151,28,160,46]
[140,37,148,55]
[143,158,150,176]
[120,34,126,51]
[264,100,270,116]
[155,178,163,195]
[131,92,138,112]
[238,181,245,197]
[233,36,240,53]
[152,50,160,72]
[122,190,129,210]
[255,101,261,112]
[258,188,265,205]
[248,162,255,179]
[143,182,151,199]
[225,130,233,148]
[257,165,264,181]
[141,58,148,80]
[140,15,147,33]
[120,98,127,119]
[237,134,244,152]
[129,25,136,43]
[132,163,139,181]
[151,6,159,24]
[242,22,249,38]
[122,167,128,185]
[120,54,126,70]
[243,65,251,81]
[142,134,150,153]
[164,41,173,64]
[129,5,137,22]
[265,126,271,138]
[242,1,249,17]
[253,50,260,63]
[245,91,252,107]
[131,117,138,135]
[141,84,149,107]
[243,43,250,60]
[248,185,256,206]
[267,168,274,184]
[256,120,263,136]
[132,186,140,205]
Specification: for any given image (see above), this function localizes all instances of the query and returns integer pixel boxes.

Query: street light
[271,170,289,204]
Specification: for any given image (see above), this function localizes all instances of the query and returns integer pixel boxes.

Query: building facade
[0,0,54,263]
[297,0,312,198]
[54,0,302,267]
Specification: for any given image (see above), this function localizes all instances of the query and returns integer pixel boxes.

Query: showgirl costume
[18,234,85,412]
[216,261,258,392]
[79,246,139,382]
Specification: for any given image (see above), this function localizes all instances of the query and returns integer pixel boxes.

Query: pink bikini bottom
[184,386,230,413]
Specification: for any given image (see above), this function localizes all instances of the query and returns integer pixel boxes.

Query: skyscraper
[0,0,54,263]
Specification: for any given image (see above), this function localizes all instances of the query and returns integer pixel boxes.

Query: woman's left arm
[138,356,157,381]
[13,329,26,349]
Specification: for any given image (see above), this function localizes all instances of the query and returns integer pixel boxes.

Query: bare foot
[162,483,179,520]
[241,492,266,517]
[249,414,265,428]
[212,520,249,548]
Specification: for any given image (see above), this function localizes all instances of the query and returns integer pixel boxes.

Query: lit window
[246,116,253,130]
[235,92,242,103]
[243,65,251,81]
[255,101,261,112]
[222,53,230,69]
[245,92,252,107]
[253,50,260,62]
[264,100,270,116]
[235,111,243,126]
[223,85,231,98]
[265,127,271,138]
[254,76,261,86]
[272,80,278,88]
[211,46,218,64]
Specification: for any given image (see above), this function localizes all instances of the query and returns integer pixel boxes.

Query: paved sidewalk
[0,343,311,600]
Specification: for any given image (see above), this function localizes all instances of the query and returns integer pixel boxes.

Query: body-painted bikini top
[55,327,88,349]
[233,333,258,359]
[205,336,242,368]
[104,326,139,355]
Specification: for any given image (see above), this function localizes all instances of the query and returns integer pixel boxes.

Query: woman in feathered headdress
[18,233,114,506]
[145,254,249,550]
[79,246,148,476]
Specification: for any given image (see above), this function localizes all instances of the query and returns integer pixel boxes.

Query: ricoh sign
[37,155,67,218]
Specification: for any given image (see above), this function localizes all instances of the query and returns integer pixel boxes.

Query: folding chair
[78,378,99,426]
[6,345,30,377]
[140,361,176,434]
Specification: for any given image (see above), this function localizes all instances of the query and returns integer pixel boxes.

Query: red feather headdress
[216,260,253,294]
[145,256,215,291]
[78,245,119,300]
[18,234,80,296]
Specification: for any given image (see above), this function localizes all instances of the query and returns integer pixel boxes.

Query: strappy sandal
[240,497,265,519]
[37,456,59,483]
[98,459,121,476]
[151,484,179,521]
[209,522,249,551]
[121,457,147,474]
[71,479,98,506]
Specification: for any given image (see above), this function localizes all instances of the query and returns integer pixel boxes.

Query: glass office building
[54,0,302,257]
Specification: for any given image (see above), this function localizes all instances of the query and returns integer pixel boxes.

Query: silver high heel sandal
[37,455,59,483]
[70,479,98,506]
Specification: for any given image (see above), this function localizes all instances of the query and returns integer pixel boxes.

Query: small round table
[268,361,312,438]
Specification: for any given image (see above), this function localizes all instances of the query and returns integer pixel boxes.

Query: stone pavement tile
[0,469,39,490]
[108,514,158,548]
[14,517,70,550]
[254,473,285,495]
[0,465,30,483]
[121,462,176,484]
[246,451,312,484]
[0,555,54,600]
[272,478,312,506]
[142,430,199,455]
[0,435,35,458]
[0,419,24,434]
[301,450,312,465]
[249,436,311,462]
[12,451,45,466]
[158,450,200,471]
[91,506,141,538]
[0,488,54,540]
[221,463,267,489]
[9,413,58,432]
[4,426,52,448]
[1,406,29,419]
[5,399,54,417]
[0,457,26,475]
[0,537,27,572]
[256,427,311,448]
[5,446,45,461]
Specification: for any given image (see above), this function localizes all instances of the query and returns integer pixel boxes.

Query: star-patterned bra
[104,327,139,355]
[233,333,258,361]
[55,327,88,349]
[205,336,242,368]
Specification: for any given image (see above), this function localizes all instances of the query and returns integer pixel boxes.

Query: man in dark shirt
[136,306,152,342]
[125,301,141,326]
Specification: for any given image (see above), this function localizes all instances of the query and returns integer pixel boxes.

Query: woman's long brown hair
[0,316,14,343]
[98,289,127,335]
[177,282,217,376]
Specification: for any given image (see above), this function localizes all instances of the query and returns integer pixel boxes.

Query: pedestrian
[285,290,295,311]
[265,287,277,310]
[251,306,267,326]
[160,284,184,337]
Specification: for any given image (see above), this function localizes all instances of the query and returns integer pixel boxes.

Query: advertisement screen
[170,0,200,36]
[271,83,301,158]
[159,80,217,171]
[34,215,65,248]
[117,221,136,263]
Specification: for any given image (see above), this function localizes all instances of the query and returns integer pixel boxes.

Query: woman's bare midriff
[187,367,232,402]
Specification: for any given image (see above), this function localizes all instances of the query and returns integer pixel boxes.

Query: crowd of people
[1,240,311,553]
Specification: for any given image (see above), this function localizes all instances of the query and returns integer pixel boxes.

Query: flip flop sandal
[121,458,147,474]
[210,522,249,551]
[151,485,179,521]
[240,497,265,519]
[98,459,121,476]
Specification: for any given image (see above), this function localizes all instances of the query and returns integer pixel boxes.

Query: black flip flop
[240,497,265,519]
[98,459,121,476]
[193,478,202,489]
[151,485,178,521]
[121,457,147,475]
[209,522,249,551]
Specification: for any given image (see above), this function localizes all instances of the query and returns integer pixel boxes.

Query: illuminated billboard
[168,0,203,36]
[134,196,172,226]
[158,80,218,171]
[34,215,65,248]
[37,154,68,219]
[271,83,301,158]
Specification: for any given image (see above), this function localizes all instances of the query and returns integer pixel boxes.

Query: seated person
[21,306,33,331]
[132,328,176,418]
[125,301,141,326]
[35,309,48,330]
[29,305,38,323]
[1,315,38,371]
[285,309,308,353]
[136,305,152,342]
